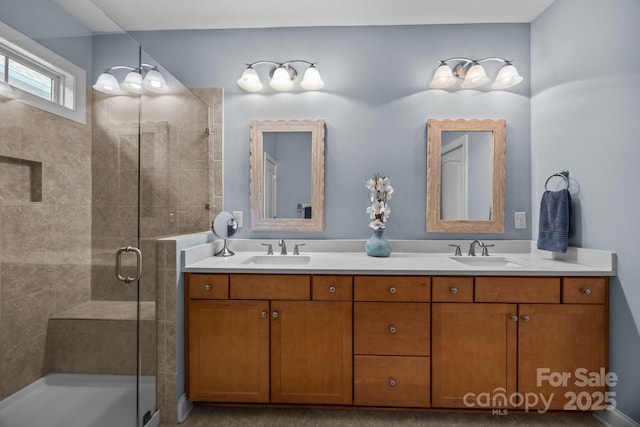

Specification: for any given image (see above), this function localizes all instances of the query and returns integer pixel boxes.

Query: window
[0,21,86,124]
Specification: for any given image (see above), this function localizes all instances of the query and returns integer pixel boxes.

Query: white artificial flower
[369,219,386,229]
[365,174,393,229]
[381,202,391,220]
[365,178,377,192]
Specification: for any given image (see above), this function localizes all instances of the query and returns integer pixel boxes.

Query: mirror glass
[262,131,312,219]
[212,211,238,239]
[427,119,506,233]
[250,119,325,231]
[440,131,493,220]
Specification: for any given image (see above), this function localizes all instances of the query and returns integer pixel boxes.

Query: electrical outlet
[514,212,526,229]
[233,211,244,228]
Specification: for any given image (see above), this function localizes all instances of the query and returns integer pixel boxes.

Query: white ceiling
[55,0,555,33]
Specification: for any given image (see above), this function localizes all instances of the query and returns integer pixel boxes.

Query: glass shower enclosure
[0,2,211,426]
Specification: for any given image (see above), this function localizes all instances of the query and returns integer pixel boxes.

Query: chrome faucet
[278,239,287,255]
[468,240,485,256]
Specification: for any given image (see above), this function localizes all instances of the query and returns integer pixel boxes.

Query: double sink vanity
[182,239,615,413]
[180,116,614,414]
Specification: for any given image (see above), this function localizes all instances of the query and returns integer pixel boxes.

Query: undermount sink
[450,256,527,268]
[242,255,311,265]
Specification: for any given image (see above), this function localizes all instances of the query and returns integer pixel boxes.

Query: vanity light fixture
[237,60,324,92]
[93,64,169,95]
[429,57,523,90]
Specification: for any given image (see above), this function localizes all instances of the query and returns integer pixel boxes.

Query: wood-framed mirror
[427,118,506,233]
[250,119,325,231]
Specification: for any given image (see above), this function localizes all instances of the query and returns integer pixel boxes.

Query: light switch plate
[233,211,244,228]
[514,212,526,229]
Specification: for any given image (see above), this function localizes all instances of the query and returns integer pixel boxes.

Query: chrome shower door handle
[115,246,143,283]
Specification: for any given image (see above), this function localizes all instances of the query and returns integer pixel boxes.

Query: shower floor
[0,374,156,427]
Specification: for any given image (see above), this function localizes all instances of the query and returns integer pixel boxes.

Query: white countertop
[182,239,615,276]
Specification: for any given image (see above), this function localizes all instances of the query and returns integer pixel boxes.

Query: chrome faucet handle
[293,243,306,255]
[278,239,287,255]
[481,244,495,256]
[261,243,273,255]
[448,244,462,256]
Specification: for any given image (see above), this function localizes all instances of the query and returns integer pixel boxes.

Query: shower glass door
[92,34,156,426]
[94,25,211,426]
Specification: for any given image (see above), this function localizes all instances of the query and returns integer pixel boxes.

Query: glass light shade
[92,72,122,95]
[143,69,169,93]
[120,71,144,94]
[0,80,16,98]
[492,64,524,89]
[429,64,456,88]
[237,68,263,92]
[460,63,490,88]
[300,65,324,90]
[269,66,294,91]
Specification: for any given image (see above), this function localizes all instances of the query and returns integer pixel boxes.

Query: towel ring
[545,170,569,191]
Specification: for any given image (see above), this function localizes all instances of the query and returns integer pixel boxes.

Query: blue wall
[132,24,532,240]
[531,0,640,422]
[0,0,93,83]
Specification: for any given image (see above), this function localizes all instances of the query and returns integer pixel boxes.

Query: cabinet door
[187,300,270,402]
[432,303,518,408]
[519,304,607,411]
[271,300,353,404]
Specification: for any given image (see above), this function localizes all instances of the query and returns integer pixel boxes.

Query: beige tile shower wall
[91,92,143,302]
[0,94,92,400]
[156,238,178,424]
[91,87,218,302]
[155,87,223,426]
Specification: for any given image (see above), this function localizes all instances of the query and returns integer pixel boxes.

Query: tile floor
[161,406,604,426]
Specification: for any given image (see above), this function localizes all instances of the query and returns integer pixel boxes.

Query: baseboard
[177,394,193,423]
[595,409,640,427]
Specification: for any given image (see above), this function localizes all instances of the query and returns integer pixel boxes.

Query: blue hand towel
[537,189,572,253]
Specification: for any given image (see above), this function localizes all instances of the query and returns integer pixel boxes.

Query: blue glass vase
[365,228,392,257]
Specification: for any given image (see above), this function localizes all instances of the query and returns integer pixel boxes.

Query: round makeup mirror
[212,211,238,256]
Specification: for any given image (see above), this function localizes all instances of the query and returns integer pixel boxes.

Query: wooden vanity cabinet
[186,273,353,405]
[187,272,608,412]
[432,276,608,411]
[353,276,431,408]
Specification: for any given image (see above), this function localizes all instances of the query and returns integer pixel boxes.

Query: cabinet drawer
[354,276,430,302]
[354,355,430,408]
[187,274,229,299]
[354,302,430,356]
[230,274,310,300]
[475,277,560,303]
[432,277,473,302]
[312,276,353,301]
[562,277,606,304]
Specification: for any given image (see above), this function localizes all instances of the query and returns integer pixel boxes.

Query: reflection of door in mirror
[441,131,493,220]
[441,134,468,219]
[263,153,277,218]
[262,131,312,219]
